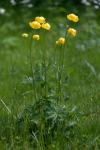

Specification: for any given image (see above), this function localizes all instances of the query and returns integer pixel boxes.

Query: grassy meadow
[0,7,100,150]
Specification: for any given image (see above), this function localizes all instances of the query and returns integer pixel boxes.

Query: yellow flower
[33,35,40,40]
[68,28,76,36]
[29,21,41,29]
[22,33,28,37]
[58,37,65,45]
[35,16,45,23]
[55,41,59,45]
[42,23,51,30]
[67,13,79,22]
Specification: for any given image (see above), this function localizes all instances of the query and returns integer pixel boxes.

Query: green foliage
[18,99,81,148]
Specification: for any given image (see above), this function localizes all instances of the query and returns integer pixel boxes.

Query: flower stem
[30,30,33,72]
[24,39,29,72]
[40,28,43,99]
[40,28,42,59]
[25,39,29,55]
[30,30,36,102]
[62,30,67,68]
[33,72,36,102]
[59,45,62,101]
[54,45,57,64]
[62,31,70,68]
[54,45,57,94]
[44,30,47,97]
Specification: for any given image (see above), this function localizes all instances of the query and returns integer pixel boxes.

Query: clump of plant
[18,14,80,148]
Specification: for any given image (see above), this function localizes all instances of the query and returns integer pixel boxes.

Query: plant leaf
[63,76,68,83]
[53,64,60,72]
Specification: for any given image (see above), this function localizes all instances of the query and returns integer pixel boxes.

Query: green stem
[59,45,62,102]
[30,30,36,102]
[24,39,29,71]
[54,45,57,94]
[54,45,57,64]
[40,28,43,99]
[30,31,33,71]
[59,72,61,97]
[59,45,62,71]
[33,73,36,102]
[62,30,67,68]
[25,39,29,54]
[40,28,42,59]
[44,30,46,97]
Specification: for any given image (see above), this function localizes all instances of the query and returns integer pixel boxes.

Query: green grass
[0,8,100,150]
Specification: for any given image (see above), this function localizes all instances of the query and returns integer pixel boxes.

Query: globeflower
[67,13,79,22]
[68,28,76,36]
[29,21,41,29]
[57,37,65,45]
[55,41,59,46]
[35,16,45,23]
[42,23,51,30]
[33,35,40,40]
[22,33,28,37]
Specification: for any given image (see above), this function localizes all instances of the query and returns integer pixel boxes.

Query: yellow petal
[67,13,79,22]
[22,33,28,37]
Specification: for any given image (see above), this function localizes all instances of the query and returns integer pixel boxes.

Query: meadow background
[0,0,100,149]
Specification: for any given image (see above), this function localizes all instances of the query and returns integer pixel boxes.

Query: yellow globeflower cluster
[35,16,45,23]
[29,21,41,29]
[22,33,28,37]
[29,16,51,30]
[68,28,76,36]
[42,23,51,30]
[67,13,79,37]
[56,37,65,46]
[67,13,79,22]
[33,35,40,40]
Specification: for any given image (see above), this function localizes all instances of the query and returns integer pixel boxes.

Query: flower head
[29,21,41,29]
[55,38,65,46]
[58,37,65,45]
[42,23,51,30]
[55,41,59,45]
[68,28,76,36]
[35,16,45,23]
[67,13,79,22]
[33,35,40,40]
[22,33,28,37]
